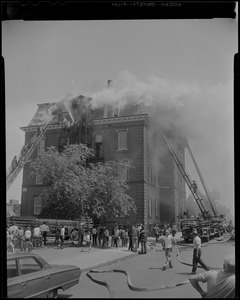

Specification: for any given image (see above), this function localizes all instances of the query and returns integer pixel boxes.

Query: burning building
[20,94,186,229]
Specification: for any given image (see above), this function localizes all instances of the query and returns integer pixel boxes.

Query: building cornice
[20,114,152,132]
[92,114,151,125]
[20,123,65,133]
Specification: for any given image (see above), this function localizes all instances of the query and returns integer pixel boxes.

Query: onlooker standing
[24,227,32,241]
[139,225,148,254]
[59,225,65,249]
[33,225,42,248]
[7,227,15,252]
[104,227,109,247]
[137,224,142,247]
[9,223,19,238]
[163,222,168,235]
[119,227,124,247]
[101,226,106,248]
[111,227,115,247]
[121,227,128,247]
[40,221,50,246]
[79,226,85,245]
[114,226,120,248]
[98,226,104,248]
[85,231,91,251]
[189,255,235,298]
[159,230,177,270]
[92,226,97,246]
[171,223,177,237]
[70,228,78,242]
[128,226,133,251]
[18,226,25,252]
[153,224,160,242]
[191,228,210,274]
[132,225,138,252]
[55,228,61,246]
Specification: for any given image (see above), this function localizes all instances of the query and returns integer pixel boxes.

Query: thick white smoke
[90,71,233,199]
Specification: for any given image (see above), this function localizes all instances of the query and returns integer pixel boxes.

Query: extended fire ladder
[6,115,55,190]
[176,132,219,218]
[159,127,209,219]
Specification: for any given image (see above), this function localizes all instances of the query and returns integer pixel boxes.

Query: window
[37,138,45,156]
[148,194,152,217]
[19,258,42,275]
[34,197,42,215]
[7,260,19,278]
[117,131,127,150]
[95,134,103,143]
[112,106,119,117]
[155,197,159,217]
[59,136,67,153]
[95,134,103,158]
[36,172,42,185]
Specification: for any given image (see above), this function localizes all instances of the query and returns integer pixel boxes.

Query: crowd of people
[7,220,235,297]
[7,221,50,252]
[68,223,149,254]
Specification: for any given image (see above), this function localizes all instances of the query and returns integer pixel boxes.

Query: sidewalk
[30,232,183,273]
[31,243,140,273]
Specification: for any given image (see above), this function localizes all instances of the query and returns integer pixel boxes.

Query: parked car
[7,253,81,298]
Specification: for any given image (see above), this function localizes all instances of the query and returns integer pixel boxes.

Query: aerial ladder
[176,132,219,218]
[6,115,55,190]
[159,127,210,220]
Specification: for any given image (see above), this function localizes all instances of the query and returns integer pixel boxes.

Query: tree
[86,160,136,222]
[30,144,137,222]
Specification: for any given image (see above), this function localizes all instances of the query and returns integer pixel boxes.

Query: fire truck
[7,215,92,240]
[160,127,225,243]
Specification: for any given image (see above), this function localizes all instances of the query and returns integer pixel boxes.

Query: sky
[3,17,237,216]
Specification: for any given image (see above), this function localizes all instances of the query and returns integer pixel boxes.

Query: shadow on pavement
[57,293,72,298]
[175,272,192,275]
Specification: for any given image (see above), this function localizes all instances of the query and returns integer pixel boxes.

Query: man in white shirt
[24,227,32,241]
[191,228,210,274]
[40,222,50,246]
[9,223,19,238]
[159,230,177,270]
[189,255,235,298]
[33,226,42,248]
[60,225,66,249]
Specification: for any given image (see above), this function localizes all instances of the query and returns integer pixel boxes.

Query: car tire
[47,289,58,298]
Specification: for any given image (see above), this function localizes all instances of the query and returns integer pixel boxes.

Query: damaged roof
[26,94,144,127]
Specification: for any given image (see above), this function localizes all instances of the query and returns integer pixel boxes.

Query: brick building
[20,95,186,229]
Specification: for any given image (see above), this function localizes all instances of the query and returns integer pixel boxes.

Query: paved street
[29,233,234,298]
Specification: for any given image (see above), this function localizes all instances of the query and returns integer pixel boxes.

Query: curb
[81,245,154,273]
[81,251,139,273]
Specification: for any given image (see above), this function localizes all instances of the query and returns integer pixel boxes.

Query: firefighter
[11,156,18,171]
[192,180,198,194]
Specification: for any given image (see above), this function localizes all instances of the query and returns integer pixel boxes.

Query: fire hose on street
[86,242,228,298]
[86,268,190,298]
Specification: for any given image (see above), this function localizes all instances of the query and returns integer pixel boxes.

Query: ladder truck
[178,133,225,237]
[6,115,55,190]
[159,127,217,242]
